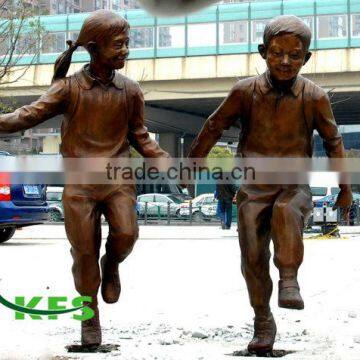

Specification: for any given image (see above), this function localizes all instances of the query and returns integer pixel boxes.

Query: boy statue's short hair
[263,15,312,51]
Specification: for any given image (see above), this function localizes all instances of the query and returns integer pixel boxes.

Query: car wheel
[0,227,16,244]
[192,211,203,222]
[50,209,62,222]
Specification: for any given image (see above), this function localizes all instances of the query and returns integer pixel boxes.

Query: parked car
[312,192,360,225]
[310,186,340,201]
[137,193,184,218]
[0,152,50,243]
[136,183,191,201]
[313,193,360,207]
[179,193,217,221]
[46,186,64,222]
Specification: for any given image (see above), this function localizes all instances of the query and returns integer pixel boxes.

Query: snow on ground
[0,225,360,360]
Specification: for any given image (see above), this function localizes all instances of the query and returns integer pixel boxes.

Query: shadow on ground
[0,242,54,247]
[229,349,296,357]
[66,344,120,353]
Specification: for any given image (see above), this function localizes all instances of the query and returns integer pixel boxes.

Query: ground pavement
[0,225,359,359]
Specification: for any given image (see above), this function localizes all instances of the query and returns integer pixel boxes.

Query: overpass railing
[2,0,360,65]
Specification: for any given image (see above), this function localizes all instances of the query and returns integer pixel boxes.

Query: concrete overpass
[1,1,360,155]
[2,48,360,155]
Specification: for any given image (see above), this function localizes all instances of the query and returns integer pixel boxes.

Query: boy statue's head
[258,15,312,82]
[53,10,130,81]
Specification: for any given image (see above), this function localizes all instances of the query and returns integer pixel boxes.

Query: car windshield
[311,187,327,196]
[139,195,154,202]
[47,192,62,201]
[167,195,183,204]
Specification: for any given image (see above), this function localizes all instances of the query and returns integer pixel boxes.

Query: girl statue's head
[53,10,130,82]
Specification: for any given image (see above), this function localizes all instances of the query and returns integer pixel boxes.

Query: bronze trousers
[236,184,313,314]
[62,184,139,296]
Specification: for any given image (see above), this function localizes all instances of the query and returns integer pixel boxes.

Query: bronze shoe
[278,279,304,310]
[248,313,277,355]
[101,255,121,304]
[81,300,102,348]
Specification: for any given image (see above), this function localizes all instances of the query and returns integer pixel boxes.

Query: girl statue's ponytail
[51,10,129,82]
[52,40,78,82]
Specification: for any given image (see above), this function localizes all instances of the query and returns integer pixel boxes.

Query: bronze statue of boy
[188,15,352,355]
[0,10,169,348]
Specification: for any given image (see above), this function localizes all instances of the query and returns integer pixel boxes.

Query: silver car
[137,193,184,218]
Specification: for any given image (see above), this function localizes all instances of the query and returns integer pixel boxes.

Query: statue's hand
[333,188,353,220]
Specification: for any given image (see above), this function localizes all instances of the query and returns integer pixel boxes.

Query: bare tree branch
[0,0,44,86]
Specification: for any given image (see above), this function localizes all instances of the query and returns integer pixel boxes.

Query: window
[47,192,62,201]
[155,195,168,203]
[220,21,248,44]
[57,0,66,13]
[112,0,119,10]
[158,25,185,48]
[204,196,216,205]
[188,23,216,47]
[139,195,154,202]
[310,187,327,197]
[0,37,9,56]
[352,14,360,37]
[42,33,66,54]
[130,27,154,49]
[195,198,204,206]
[95,0,102,10]
[69,31,85,51]
[301,16,314,34]
[15,34,38,55]
[167,195,183,204]
[318,15,347,39]
[252,20,269,43]
[124,0,140,9]
[69,32,79,42]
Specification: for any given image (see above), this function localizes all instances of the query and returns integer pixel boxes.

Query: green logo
[0,295,94,321]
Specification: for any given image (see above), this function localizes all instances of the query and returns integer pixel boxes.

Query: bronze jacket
[188,72,346,159]
[0,65,169,158]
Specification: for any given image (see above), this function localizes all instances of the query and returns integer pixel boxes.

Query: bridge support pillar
[42,135,61,154]
[159,133,181,157]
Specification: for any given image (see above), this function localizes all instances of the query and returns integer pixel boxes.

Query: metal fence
[136,200,237,226]
[47,199,360,231]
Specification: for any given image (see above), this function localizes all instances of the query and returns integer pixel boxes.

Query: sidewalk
[2,225,360,359]
[13,224,239,240]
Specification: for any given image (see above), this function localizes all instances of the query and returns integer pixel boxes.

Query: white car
[179,193,217,221]
[137,193,184,218]
[46,186,64,222]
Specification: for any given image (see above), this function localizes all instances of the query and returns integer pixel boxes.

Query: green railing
[2,0,360,65]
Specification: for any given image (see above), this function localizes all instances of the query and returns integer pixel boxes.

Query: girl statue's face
[93,31,130,70]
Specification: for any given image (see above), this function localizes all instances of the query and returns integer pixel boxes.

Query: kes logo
[0,295,94,321]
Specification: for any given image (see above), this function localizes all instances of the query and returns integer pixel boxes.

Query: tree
[0,0,44,153]
[130,146,142,158]
[0,0,43,86]
[207,145,234,158]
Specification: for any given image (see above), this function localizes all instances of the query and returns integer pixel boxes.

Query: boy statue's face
[259,33,311,82]
[94,31,130,70]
